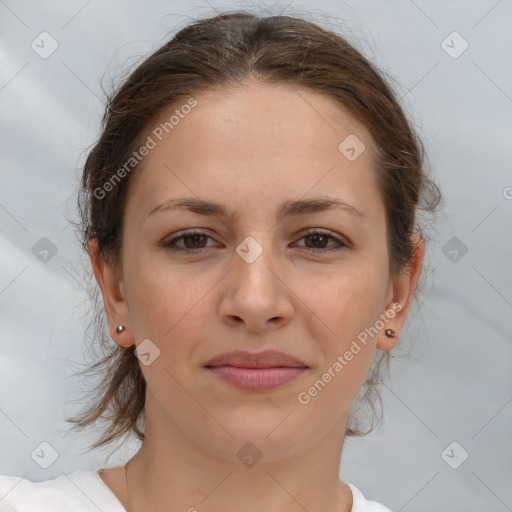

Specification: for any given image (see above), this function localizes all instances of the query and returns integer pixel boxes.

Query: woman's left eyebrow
[146,197,367,221]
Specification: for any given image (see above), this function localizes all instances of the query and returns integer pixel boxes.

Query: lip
[205,350,309,392]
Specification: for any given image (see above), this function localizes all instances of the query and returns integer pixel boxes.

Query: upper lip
[205,350,308,369]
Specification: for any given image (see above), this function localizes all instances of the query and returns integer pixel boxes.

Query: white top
[0,470,393,511]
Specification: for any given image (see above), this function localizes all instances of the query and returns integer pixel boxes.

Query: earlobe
[376,310,401,351]
[88,239,134,348]
[376,234,425,351]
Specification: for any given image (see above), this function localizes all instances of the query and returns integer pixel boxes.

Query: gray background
[0,0,511,510]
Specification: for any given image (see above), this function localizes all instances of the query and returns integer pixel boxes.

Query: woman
[0,10,440,512]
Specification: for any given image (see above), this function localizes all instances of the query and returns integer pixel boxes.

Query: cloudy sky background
[0,1,511,510]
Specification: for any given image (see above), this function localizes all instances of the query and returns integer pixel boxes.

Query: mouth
[204,350,309,392]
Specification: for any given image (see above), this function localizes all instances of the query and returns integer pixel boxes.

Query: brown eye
[304,233,329,248]
[163,231,214,253]
[295,230,348,252]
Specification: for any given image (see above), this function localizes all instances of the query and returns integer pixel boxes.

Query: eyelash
[162,229,349,254]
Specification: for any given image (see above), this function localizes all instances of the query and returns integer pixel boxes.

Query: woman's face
[101,82,413,461]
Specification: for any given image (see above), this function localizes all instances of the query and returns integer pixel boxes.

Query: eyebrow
[146,197,367,221]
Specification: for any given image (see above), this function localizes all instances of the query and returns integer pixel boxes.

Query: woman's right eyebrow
[146,197,367,222]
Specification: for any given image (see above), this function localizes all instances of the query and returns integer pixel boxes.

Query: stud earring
[116,325,125,333]
[385,329,398,338]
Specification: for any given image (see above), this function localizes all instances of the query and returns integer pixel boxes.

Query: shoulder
[0,470,126,512]
[348,483,394,512]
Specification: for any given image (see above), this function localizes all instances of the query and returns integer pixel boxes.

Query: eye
[162,231,217,254]
[294,229,349,252]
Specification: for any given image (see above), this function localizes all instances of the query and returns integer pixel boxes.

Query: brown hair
[68,10,441,454]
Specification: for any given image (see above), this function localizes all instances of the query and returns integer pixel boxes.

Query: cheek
[125,242,208,314]
[124,255,220,383]
[294,260,389,343]
[124,252,203,341]
[125,266,209,395]
[295,272,382,417]
[291,259,388,403]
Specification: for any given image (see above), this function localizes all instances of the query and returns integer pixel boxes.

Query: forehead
[124,81,382,221]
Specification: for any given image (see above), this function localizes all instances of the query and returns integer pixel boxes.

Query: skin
[90,81,424,512]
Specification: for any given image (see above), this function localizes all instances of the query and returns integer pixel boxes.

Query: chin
[189,412,313,464]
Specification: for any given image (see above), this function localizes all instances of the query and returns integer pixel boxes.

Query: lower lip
[207,366,307,391]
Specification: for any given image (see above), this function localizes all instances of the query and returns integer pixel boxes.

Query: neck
[125,395,353,512]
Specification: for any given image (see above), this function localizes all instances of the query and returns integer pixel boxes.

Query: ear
[88,238,134,348]
[377,234,425,351]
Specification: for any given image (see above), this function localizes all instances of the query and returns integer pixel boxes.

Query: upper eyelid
[164,229,215,242]
[166,227,339,239]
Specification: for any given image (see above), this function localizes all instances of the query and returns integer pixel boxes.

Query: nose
[218,236,294,334]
